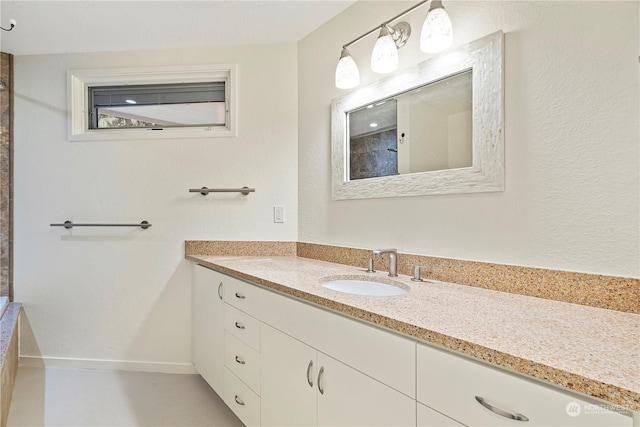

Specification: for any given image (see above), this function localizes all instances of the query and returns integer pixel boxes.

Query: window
[89,82,227,129]
[68,65,236,141]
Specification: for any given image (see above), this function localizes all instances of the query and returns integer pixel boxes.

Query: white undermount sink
[321,279,408,296]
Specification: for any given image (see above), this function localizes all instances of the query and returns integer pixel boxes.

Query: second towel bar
[51,221,152,230]
[190,187,255,196]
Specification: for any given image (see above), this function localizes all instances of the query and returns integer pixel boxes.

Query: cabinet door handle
[235,355,245,365]
[306,360,314,387]
[234,395,245,406]
[235,292,245,299]
[475,396,529,422]
[235,322,245,330]
[317,366,325,395]
[217,282,223,300]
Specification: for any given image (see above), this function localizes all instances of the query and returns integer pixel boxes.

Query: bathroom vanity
[188,253,639,427]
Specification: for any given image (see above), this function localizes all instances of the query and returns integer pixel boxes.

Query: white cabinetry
[261,323,316,427]
[222,277,265,427]
[224,367,261,427]
[417,403,464,427]
[223,275,262,319]
[191,264,225,395]
[315,351,415,427]
[260,287,416,398]
[260,289,416,427]
[417,343,632,427]
[225,332,261,394]
[261,323,415,427]
[192,264,635,427]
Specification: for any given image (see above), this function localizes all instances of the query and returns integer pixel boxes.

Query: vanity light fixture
[335,47,360,89]
[420,0,453,53]
[370,22,411,74]
[334,0,453,89]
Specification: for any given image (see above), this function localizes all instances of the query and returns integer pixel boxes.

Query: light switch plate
[274,206,284,223]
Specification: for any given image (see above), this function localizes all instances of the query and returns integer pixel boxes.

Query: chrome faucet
[373,248,398,277]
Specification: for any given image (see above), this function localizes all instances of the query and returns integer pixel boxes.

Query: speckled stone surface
[185,240,296,257]
[0,53,13,301]
[187,254,640,412]
[296,242,640,314]
[186,241,640,314]
[0,302,20,427]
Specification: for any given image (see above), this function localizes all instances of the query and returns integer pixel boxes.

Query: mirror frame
[331,31,504,200]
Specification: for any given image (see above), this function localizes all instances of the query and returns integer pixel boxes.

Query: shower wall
[0,52,12,300]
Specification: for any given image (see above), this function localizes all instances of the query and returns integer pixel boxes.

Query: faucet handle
[361,257,376,273]
[411,265,428,282]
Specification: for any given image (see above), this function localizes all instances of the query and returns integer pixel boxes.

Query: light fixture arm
[0,19,16,32]
[342,0,429,49]
[386,22,411,48]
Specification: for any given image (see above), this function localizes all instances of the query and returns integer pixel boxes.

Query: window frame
[68,64,236,141]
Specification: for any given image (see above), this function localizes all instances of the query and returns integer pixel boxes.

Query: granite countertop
[0,302,21,370]
[187,254,640,412]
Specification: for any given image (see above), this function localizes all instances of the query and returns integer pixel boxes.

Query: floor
[7,366,244,427]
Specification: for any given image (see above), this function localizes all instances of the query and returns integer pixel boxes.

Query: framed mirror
[331,31,504,200]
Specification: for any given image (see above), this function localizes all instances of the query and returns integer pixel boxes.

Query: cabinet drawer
[261,289,415,398]
[223,275,263,319]
[224,331,261,395]
[224,368,260,427]
[225,304,261,351]
[417,343,632,427]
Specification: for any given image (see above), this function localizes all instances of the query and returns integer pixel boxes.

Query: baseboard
[19,356,198,374]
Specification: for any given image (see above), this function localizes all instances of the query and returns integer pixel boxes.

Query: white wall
[298,1,640,278]
[15,45,298,368]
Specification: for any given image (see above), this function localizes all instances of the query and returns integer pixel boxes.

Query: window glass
[88,82,226,129]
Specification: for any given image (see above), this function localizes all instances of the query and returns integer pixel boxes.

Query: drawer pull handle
[235,322,245,330]
[235,355,246,365]
[475,396,529,422]
[306,360,314,388]
[217,282,223,300]
[234,395,245,406]
[317,366,325,395]
[235,292,246,299]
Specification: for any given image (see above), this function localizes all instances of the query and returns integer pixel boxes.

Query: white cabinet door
[261,322,416,427]
[418,403,464,427]
[261,323,317,427]
[261,287,415,398]
[316,352,416,427]
[192,264,225,396]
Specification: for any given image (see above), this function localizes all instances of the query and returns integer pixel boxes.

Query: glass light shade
[335,48,360,89]
[371,28,398,74]
[420,7,453,53]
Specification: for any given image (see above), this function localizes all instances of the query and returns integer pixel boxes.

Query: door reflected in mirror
[347,70,472,181]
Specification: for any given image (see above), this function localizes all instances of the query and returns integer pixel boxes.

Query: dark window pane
[88,82,226,129]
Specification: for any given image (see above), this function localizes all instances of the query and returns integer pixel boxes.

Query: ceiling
[0,0,355,56]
